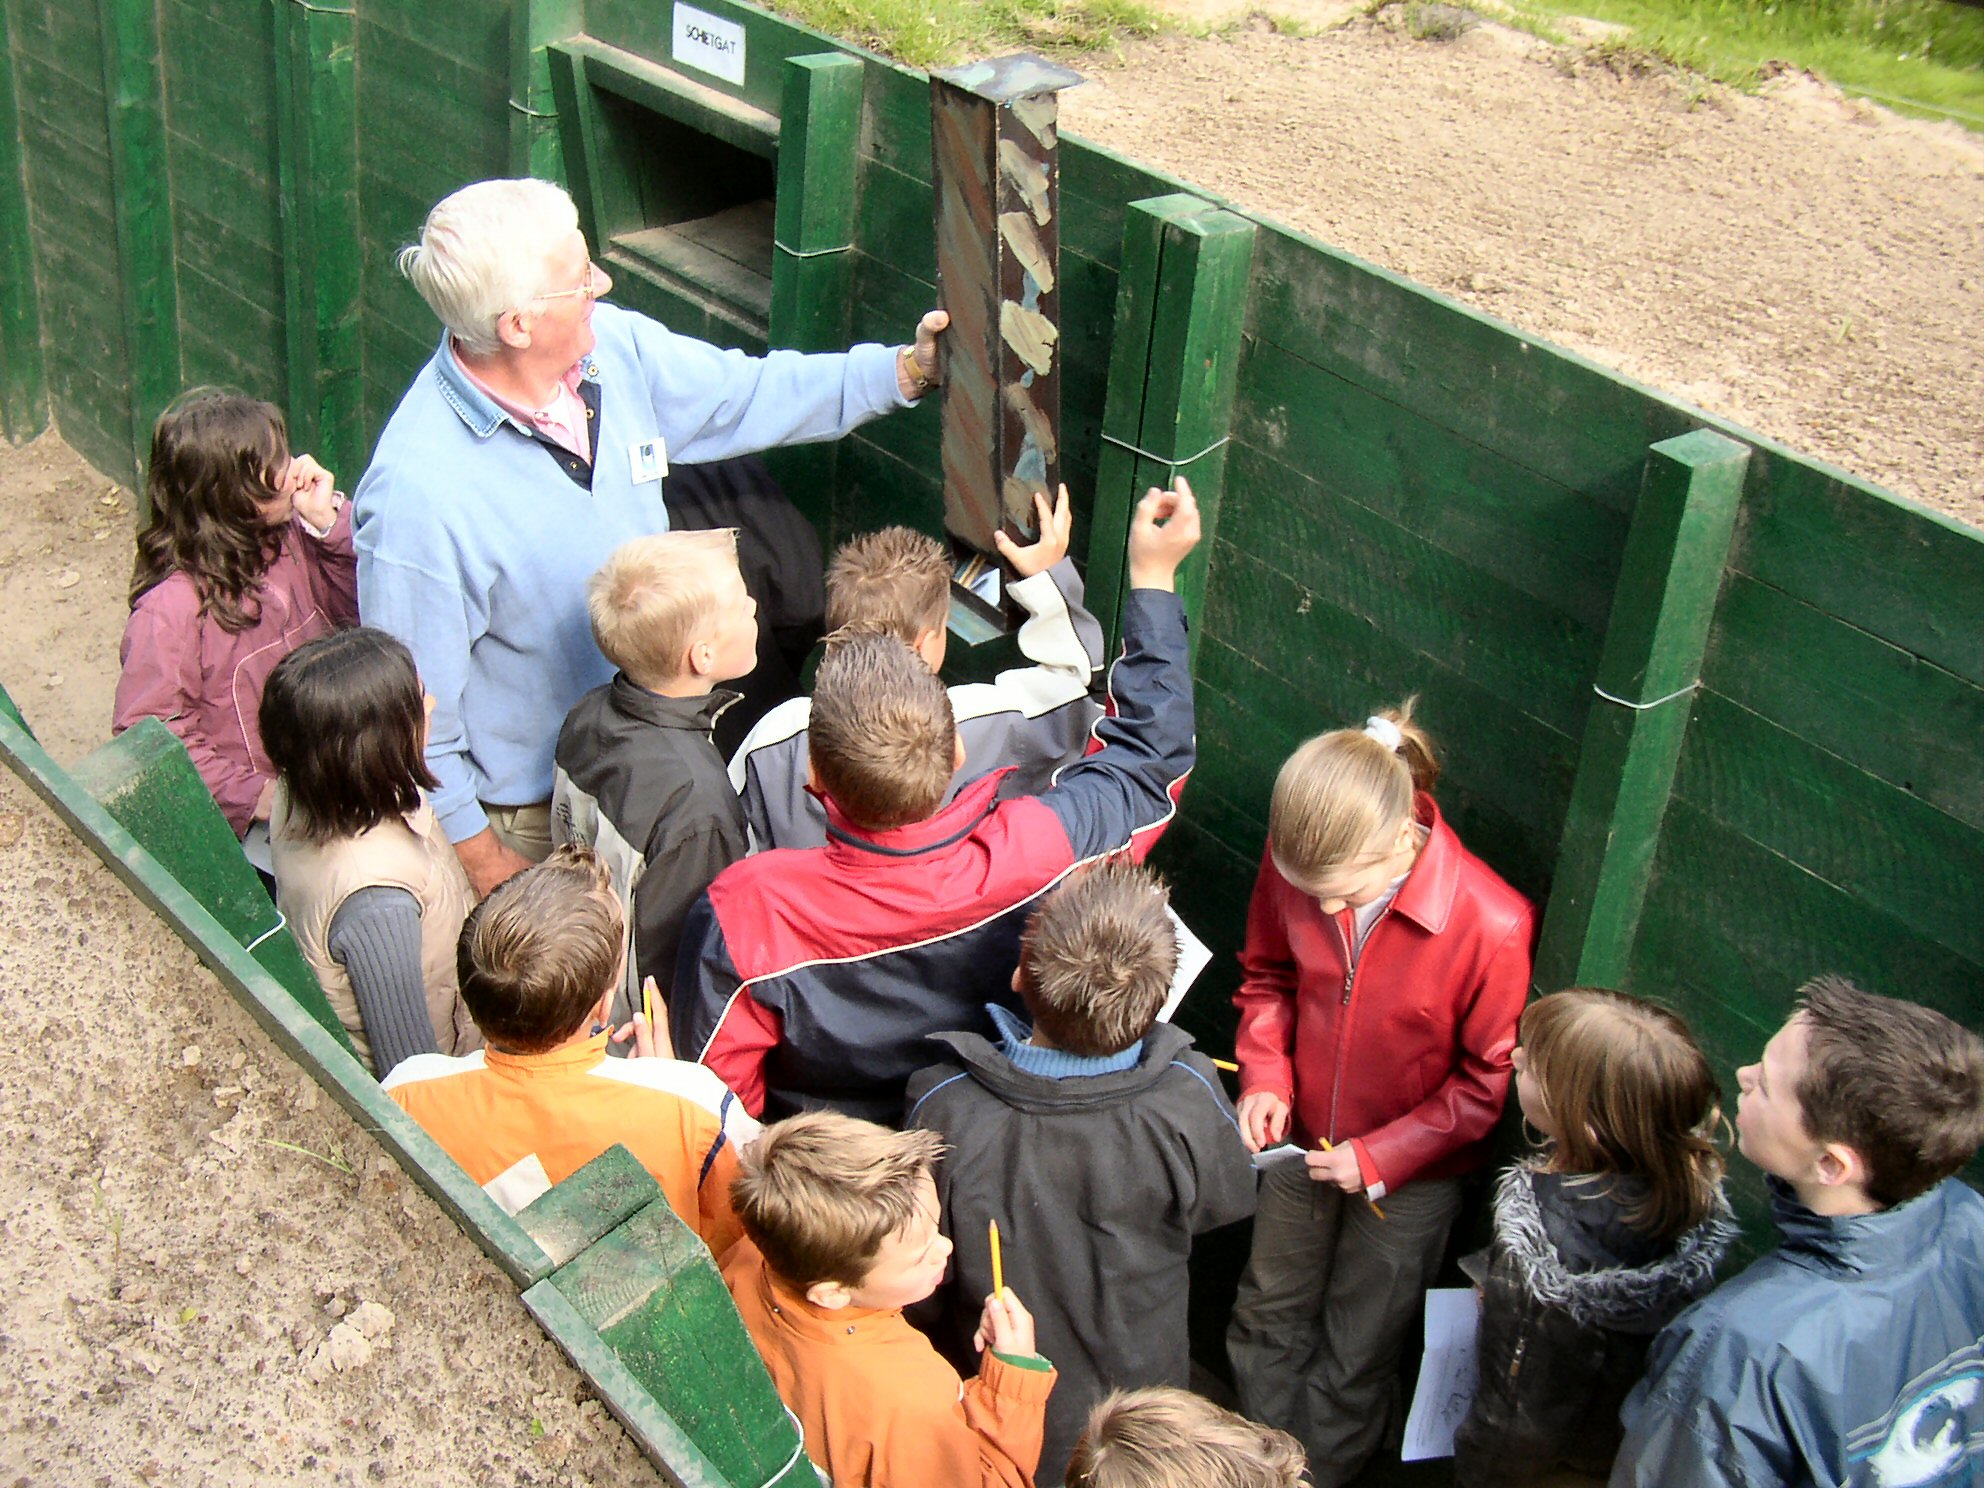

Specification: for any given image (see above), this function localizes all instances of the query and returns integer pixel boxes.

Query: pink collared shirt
[457,352,592,463]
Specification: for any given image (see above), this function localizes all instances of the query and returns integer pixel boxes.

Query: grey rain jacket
[905,1021,1257,1481]
[1612,1175,1984,1488]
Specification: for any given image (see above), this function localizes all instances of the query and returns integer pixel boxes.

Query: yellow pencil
[1315,1137,1387,1221]
[642,976,654,1029]
[1211,1057,1239,1072]
[989,1219,1005,1298]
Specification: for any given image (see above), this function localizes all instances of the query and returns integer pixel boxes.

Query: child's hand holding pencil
[973,1219,1041,1358]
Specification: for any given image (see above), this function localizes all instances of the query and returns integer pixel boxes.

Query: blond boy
[1066,1388,1310,1488]
[552,530,758,1021]
[729,486,1104,851]
[723,1111,1058,1488]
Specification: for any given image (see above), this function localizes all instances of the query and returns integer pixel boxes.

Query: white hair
[397,179,581,357]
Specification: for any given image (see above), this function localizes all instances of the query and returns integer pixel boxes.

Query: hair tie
[1362,716,1403,752]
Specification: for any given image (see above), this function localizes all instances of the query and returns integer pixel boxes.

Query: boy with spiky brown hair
[728,485,1105,851]
[1613,975,1984,1487]
[723,1111,1057,1488]
[673,482,1201,1125]
[906,860,1256,1478]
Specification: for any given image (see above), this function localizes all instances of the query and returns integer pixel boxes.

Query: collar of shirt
[985,1002,1144,1079]
[454,347,592,463]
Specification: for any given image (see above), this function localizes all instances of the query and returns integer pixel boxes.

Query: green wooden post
[98,0,182,491]
[768,52,863,524]
[511,0,582,179]
[0,0,48,445]
[1533,429,1751,992]
[547,47,613,251]
[273,0,363,482]
[1089,194,1255,653]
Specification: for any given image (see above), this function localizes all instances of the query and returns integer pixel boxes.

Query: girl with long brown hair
[113,388,357,850]
[1453,988,1736,1485]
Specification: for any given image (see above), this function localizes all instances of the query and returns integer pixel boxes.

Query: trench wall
[3,0,1980,1254]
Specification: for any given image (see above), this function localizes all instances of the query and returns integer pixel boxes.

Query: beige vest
[272,788,481,1075]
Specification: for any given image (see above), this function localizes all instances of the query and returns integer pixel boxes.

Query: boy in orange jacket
[723,1111,1057,1487]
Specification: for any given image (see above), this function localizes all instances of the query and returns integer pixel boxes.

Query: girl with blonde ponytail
[1226,698,1535,1487]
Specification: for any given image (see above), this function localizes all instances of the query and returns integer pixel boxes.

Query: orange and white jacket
[723,1238,1056,1488]
[383,1032,755,1254]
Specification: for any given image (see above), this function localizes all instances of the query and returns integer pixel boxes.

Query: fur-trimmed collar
[1493,1165,1737,1332]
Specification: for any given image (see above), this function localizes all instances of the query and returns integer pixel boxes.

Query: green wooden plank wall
[7,0,1981,1226]
[354,0,515,448]
[160,0,286,406]
[8,0,127,478]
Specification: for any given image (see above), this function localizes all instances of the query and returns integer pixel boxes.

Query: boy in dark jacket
[551,530,759,1029]
[672,481,1200,1123]
[906,860,1257,1481]
[1613,976,1984,1488]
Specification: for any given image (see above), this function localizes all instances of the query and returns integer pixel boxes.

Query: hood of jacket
[1494,1165,1738,1333]
[921,1021,1203,1114]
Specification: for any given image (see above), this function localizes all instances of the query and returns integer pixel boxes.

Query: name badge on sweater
[630,438,668,484]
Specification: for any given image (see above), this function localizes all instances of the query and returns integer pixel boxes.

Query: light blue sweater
[354,305,908,840]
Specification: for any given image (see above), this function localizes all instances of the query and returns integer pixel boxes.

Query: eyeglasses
[535,260,610,303]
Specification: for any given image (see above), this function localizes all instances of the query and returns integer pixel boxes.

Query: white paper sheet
[1400,1287,1482,1461]
[1249,1142,1307,1172]
[1157,906,1212,1023]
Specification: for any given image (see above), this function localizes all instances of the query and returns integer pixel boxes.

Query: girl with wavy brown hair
[112,388,357,853]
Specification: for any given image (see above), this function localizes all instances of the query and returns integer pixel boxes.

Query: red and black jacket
[671,589,1195,1123]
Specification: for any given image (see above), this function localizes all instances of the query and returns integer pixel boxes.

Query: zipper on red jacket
[1324,898,1401,1147]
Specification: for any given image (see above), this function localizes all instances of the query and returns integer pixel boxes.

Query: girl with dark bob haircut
[259,628,481,1078]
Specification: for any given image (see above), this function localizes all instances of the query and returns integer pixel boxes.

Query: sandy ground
[2,7,1981,1480]
[0,436,664,1486]
[1066,3,1984,525]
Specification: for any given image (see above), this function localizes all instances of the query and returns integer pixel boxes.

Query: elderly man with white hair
[355,178,946,898]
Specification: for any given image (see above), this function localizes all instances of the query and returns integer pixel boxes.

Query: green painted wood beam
[770,53,861,351]
[1089,194,1255,655]
[537,1194,811,1488]
[0,705,553,1289]
[0,0,49,445]
[1534,428,1750,993]
[97,0,181,493]
[768,52,864,528]
[65,719,351,1051]
[510,0,582,178]
[273,0,363,483]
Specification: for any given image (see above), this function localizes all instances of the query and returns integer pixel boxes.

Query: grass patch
[1504,0,1984,126]
[774,0,1169,68]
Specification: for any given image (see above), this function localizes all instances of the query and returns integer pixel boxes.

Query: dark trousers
[1227,1157,1462,1488]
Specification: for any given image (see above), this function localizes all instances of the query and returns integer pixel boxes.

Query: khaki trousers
[483,801,553,864]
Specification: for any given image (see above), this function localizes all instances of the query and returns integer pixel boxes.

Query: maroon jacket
[1232,794,1533,1195]
[113,508,357,835]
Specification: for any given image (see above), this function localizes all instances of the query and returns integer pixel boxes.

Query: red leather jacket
[1233,794,1533,1196]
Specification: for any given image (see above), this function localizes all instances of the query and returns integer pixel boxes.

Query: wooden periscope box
[3,0,1983,1480]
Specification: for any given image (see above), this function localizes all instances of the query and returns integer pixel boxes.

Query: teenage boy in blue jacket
[1613,975,1984,1488]
[671,481,1200,1125]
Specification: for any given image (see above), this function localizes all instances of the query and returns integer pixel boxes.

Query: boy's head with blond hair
[825,526,951,671]
[732,1111,953,1311]
[1017,861,1178,1057]
[587,529,758,694]
[806,631,961,830]
[458,845,622,1054]
[1066,1388,1309,1488]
